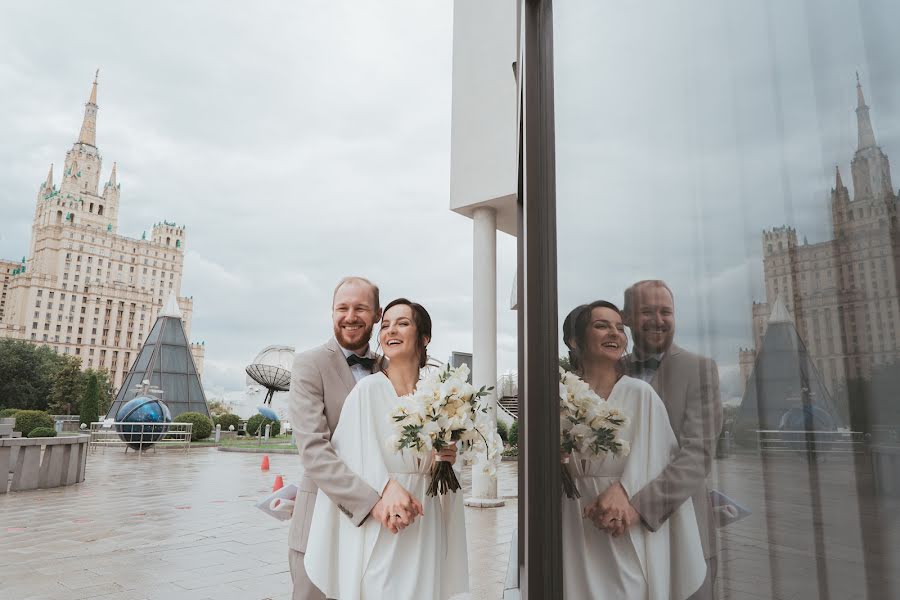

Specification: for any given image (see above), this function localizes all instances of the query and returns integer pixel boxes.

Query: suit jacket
[622,343,723,559]
[287,337,381,553]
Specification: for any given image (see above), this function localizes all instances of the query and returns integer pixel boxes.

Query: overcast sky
[554,0,900,401]
[3,2,898,404]
[0,2,519,396]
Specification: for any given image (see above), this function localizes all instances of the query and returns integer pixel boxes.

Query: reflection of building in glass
[735,295,844,441]
[745,77,900,397]
[0,75,204,391]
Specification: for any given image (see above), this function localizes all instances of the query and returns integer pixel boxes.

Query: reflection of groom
[587,280,723,600]
[287,277,422,600]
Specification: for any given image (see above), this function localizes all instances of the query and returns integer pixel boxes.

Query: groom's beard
[334,322,375,352]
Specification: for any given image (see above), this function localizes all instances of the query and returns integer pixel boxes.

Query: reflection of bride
[304,299,468,600]
[561,302,706,600]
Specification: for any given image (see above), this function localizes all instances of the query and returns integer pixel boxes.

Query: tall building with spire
[743,75,900,400]
[0,74,205,391]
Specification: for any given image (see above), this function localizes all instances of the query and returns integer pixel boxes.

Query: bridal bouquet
[559,368,630,499]
[388,363,493,496]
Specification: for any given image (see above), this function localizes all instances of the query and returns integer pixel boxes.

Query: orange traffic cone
[272,474,284,492]
[260,455,270,471]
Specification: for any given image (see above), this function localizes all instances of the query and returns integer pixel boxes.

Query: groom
[586,279,723,600]
[287,276,424,600]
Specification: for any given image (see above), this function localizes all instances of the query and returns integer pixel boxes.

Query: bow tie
[346,354,375,370]
[633,357,661,372]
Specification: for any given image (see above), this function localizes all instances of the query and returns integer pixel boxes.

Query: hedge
[215,413,241,432]
[508,421,519,446]
[496,420,509,443]
[27,426,57,438]
[12,410,55,437]
[174,412,213,441]
[246,414,281,437]
[0,408,20,418]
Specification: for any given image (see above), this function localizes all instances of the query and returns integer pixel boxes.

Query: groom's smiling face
[332,281,381,352]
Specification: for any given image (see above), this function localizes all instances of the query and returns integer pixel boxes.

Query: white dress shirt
[339,344,375,383]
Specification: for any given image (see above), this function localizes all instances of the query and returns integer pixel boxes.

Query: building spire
[834,165,844,189]
[43,163,54,190]
[77,70,99,147]
[855,72,877,149]
[108,162,117,187]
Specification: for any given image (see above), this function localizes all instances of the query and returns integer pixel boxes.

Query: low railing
[756,430,867,454]
[88,422,192,454]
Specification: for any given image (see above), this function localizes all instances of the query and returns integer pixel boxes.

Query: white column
[467,206,504,506]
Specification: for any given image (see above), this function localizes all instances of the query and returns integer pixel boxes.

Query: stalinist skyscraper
[741,75,900,397]
[0,73,205,391]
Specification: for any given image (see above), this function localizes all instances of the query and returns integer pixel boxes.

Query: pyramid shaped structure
[734,296,844,444]
[106,293,210,420]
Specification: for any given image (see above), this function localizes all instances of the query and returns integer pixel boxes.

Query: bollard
[214,423,221,444]
[264,424,271,441]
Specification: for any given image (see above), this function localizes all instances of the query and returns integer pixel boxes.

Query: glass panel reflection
[553,1,900,598]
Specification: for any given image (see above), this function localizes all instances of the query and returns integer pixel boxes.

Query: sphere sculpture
[115,395,172,450]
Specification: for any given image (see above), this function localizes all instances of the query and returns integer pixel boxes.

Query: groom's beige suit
[287,337,381,600]
[623,343,723,600]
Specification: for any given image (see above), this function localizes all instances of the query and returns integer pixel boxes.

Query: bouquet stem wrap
[560,456,581,499]
[427,458,462,496]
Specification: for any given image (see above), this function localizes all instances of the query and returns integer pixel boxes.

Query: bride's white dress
[304,371,469,600]
[562,376,707,600]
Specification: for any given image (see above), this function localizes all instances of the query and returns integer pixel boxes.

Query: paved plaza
[2,446,899,600]
[0,447,518,600]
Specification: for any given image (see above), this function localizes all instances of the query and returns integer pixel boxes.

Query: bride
[561,300,706,600]
[304,298,469,600]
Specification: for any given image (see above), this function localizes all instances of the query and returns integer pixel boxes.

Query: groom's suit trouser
[289,548,326,600]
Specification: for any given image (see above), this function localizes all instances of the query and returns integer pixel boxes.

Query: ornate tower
[850,73,894,202]
[61,71,103,198]
[830,166,851,238]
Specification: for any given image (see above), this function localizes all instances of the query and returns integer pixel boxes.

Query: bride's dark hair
[378,297,432,369]
[565,300,625,372]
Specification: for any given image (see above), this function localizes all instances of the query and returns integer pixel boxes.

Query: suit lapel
[325,337,358,396]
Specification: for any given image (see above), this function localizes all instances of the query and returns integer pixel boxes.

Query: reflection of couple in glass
[287,277,468,600]
[562,280,722,600]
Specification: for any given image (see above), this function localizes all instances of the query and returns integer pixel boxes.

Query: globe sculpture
[779,405,836,432]
[115,395,172,450]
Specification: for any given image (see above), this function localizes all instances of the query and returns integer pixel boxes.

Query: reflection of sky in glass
[554,0,900,401]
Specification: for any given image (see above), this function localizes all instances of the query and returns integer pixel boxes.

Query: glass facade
[514,0,900,597]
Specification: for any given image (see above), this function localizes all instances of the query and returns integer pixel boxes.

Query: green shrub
[0,408,20,418]
[508,421,519,446]
[27,426,57,438]
[215,413,241,432]
[79,373,101,426]
[496,420,509,443]
[246,414,281,437]
[174,412,213,441]
[12,410,55,437]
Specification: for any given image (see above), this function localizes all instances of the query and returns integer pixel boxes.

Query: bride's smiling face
[380,304,422,362]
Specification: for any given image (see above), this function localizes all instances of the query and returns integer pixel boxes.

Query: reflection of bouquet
[388,364,493,496]
[559,368,629,499]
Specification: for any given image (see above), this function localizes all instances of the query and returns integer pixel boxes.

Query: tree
[0,339,68,411]
[79,373,100,426]
[206,397,233,419]
[48,356,86,415]
[90,368,114,418]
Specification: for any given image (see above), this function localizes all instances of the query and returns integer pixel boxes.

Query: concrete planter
[2,434,89,493]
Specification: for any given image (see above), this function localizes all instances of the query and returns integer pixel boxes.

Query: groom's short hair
[332,276,381,310]
[623,279,675,316]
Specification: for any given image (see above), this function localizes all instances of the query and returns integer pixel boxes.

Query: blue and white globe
[115,395,172,450]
